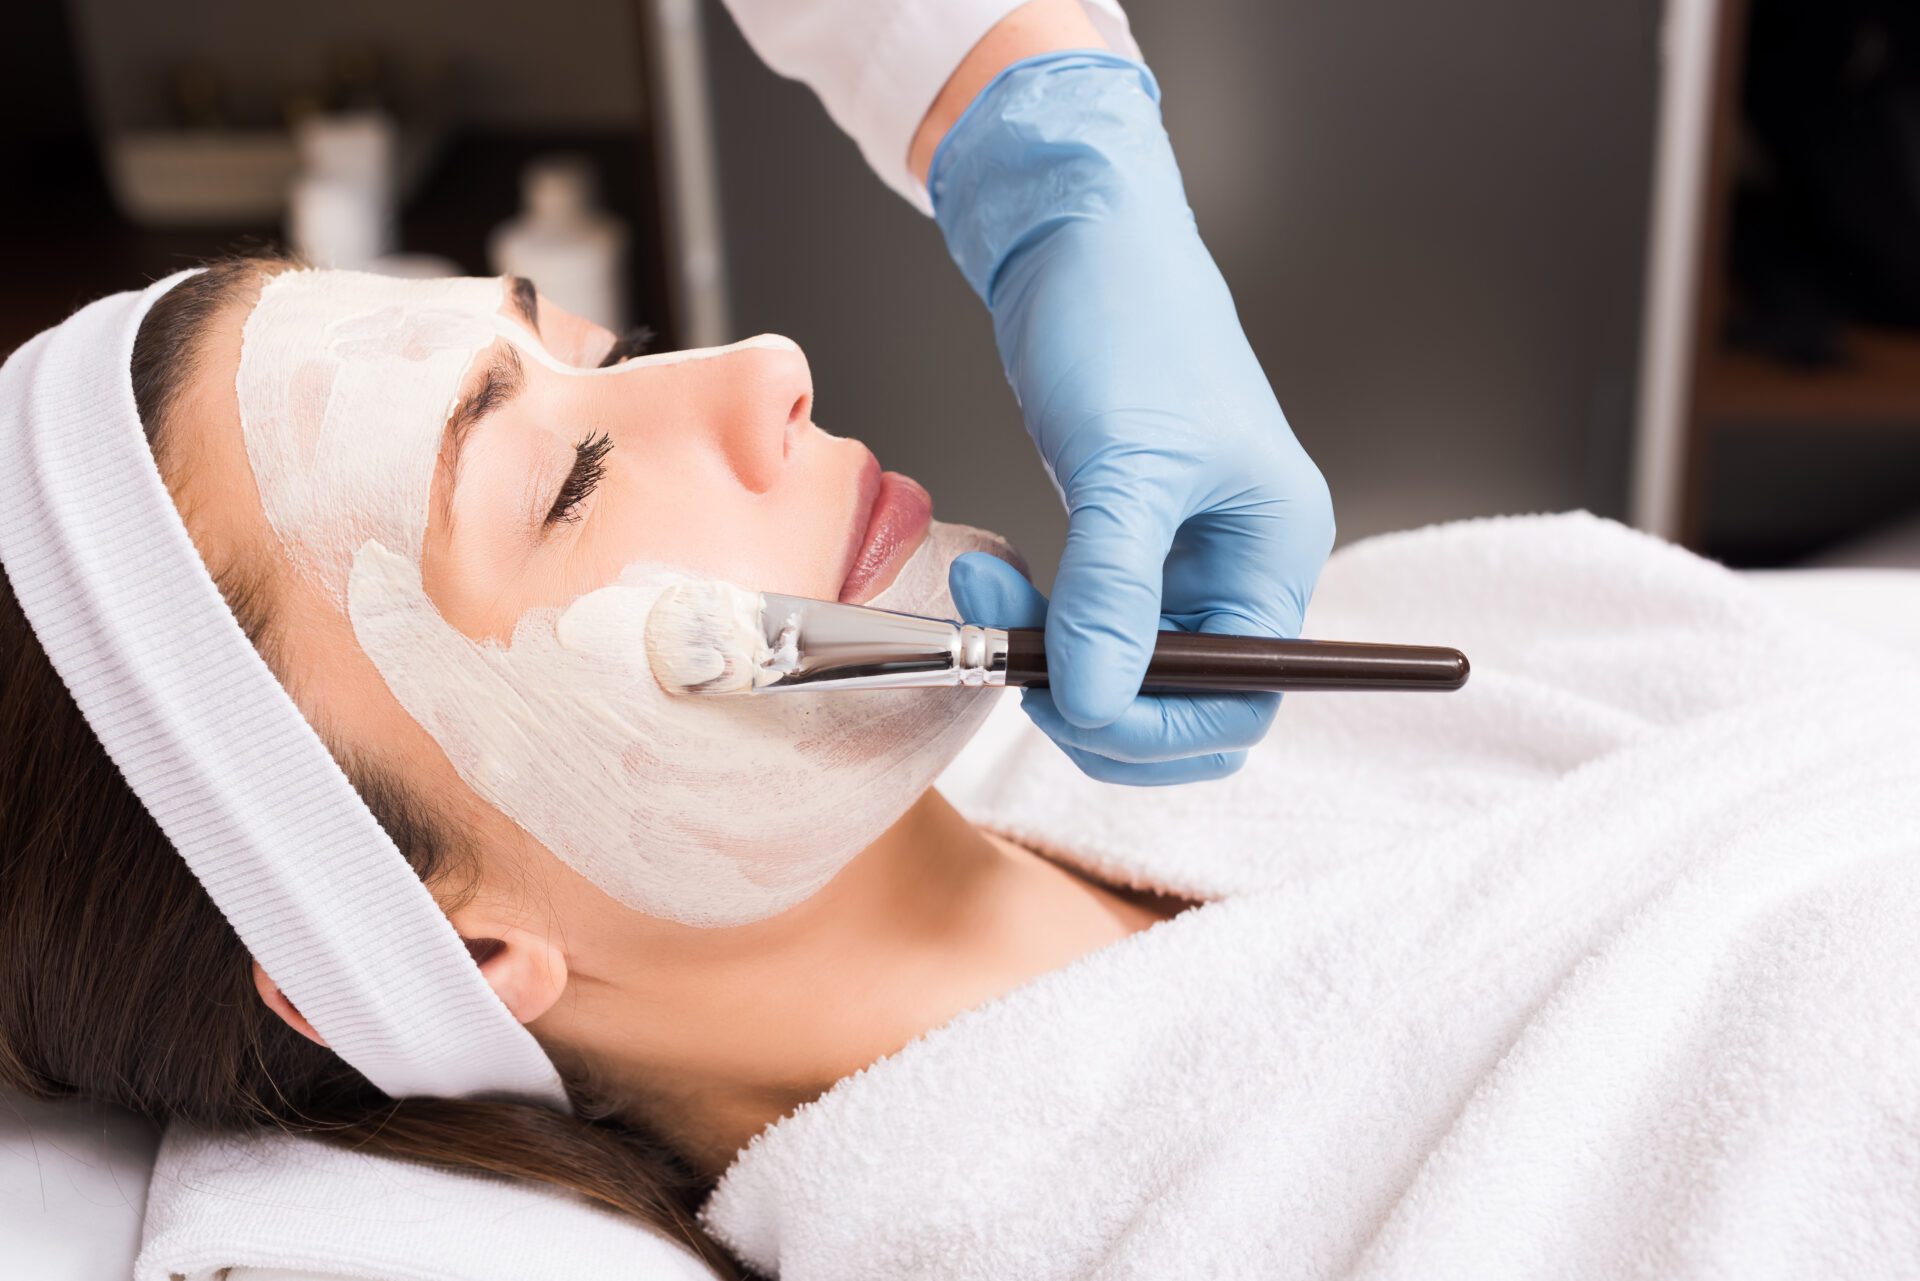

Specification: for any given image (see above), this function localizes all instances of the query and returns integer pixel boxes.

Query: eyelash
[545,431,613,526]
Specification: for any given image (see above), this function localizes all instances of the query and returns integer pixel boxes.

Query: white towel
[138,1127,718,1281]
[702,512,1920,1279]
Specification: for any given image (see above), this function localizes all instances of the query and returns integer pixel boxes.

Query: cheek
[581,451,857,599]
[350,546,997,929]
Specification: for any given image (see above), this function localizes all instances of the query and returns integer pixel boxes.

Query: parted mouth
[836,449,933,604]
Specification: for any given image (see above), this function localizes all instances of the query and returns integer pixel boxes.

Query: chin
[861,520,1025,619]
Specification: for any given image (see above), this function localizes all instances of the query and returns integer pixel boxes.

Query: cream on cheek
[238,269,1010,928]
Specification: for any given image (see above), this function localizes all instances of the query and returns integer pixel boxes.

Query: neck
[559,789,1177,1175]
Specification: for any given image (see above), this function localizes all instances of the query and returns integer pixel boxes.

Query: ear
[249,923,568,1048]
[445,916,571,1027]
[252,960,326,1047]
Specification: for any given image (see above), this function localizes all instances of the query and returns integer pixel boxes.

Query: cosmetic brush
[645,582,1469,696]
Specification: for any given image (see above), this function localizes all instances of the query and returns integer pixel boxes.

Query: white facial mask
[238,269,1010,927]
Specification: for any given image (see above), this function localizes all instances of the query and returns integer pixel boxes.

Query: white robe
[699,513,1920,1279]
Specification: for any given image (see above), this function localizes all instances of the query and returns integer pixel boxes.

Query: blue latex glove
[931,51,1334,784]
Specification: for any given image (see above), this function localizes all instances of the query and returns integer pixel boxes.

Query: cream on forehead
[238,271,503,596]
[236,269,798,596]
[236,268,1004,928]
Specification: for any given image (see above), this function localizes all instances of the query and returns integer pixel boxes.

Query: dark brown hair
[0,259,746,1278]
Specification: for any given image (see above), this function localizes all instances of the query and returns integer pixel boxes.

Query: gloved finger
[1046,492,1178,730]
[1047,737,1249,787]
[1019,685,1279,765]
[1161,504,1323,642]
[949,551,1049,630]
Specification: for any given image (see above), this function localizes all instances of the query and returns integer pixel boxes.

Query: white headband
[0,272,567,1108]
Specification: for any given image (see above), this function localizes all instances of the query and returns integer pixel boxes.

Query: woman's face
[420,280,930,638]
[177,267,1008,930]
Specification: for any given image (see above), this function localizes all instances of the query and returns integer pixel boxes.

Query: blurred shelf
[2,129,673,360]
[1640,0,1920,563]
[1699,327,1920,427]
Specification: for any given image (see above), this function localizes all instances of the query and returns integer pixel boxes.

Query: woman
[0,255,1189,1278]
[5,256,1920,1281]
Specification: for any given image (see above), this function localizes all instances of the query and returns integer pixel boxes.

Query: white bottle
[488,155,629,332]
[287,110,398,270]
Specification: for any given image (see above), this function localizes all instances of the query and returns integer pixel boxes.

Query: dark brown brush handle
[1003,629,1469,692]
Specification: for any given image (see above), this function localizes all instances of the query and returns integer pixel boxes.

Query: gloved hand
[932,51,1335,784]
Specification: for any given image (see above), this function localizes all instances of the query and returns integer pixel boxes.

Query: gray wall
[705,0,1662,584]
[67,0,642,130]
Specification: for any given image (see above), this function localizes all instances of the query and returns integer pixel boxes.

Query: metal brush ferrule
[749,592,1009,692]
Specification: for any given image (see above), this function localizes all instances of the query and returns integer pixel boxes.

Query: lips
[838,453,932,603]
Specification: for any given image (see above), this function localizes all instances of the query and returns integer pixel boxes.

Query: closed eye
[546,432,613,525]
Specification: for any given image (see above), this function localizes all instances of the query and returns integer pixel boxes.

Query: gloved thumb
[949,551,1049,629]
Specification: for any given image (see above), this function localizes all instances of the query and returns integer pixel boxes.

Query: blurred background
[5,0,1918,583]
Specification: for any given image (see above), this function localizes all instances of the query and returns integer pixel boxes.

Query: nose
[670,336,814,494]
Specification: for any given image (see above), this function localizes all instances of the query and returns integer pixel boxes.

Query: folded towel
[139,1126,717,1281]
[703,513,1920,1279]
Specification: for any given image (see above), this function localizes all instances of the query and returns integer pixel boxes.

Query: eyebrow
[507,275,540,332]
[434,343,527,538]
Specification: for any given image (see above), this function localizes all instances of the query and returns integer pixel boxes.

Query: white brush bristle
[645,581,766,695]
